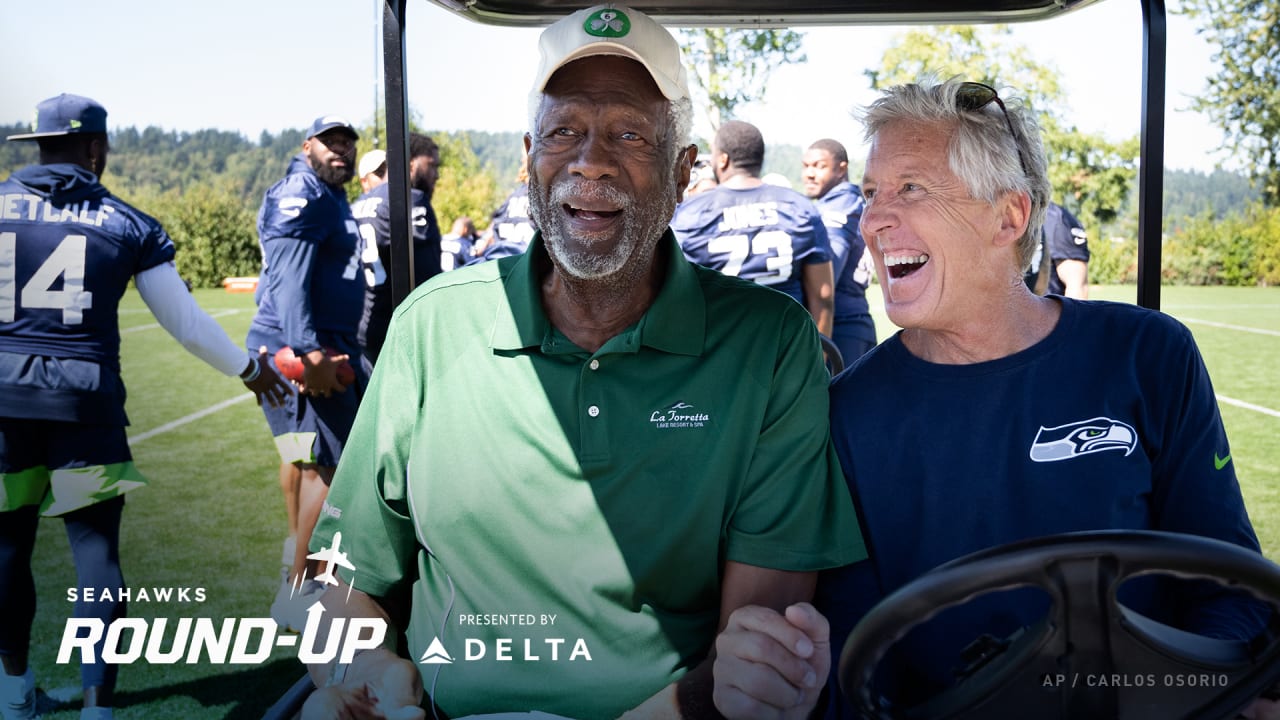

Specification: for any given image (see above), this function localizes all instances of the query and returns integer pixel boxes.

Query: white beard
[529,170,677,283]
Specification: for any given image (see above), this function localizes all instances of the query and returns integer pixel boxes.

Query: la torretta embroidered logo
[649,401,710,429]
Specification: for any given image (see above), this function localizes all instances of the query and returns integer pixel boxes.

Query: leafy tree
[870,26,1137,235]
[679,28,806,130]
[1179,0,1280,205]
[431,131,504,233]
[126,182,260,288]
[1162,168,1261,231]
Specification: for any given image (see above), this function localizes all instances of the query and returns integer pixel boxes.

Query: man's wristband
[239,356,261,383]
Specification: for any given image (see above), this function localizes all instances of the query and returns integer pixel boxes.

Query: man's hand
[713,603,829,720]
[301,349,350,397]
[301,648,424,720]
[245,346,292,407]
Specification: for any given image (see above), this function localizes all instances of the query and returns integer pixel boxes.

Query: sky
[1,0,1232,174]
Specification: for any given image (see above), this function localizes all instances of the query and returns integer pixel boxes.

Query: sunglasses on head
[955,81,1030,178]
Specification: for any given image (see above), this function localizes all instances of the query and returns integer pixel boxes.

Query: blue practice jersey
[250,154,363,354]
[439,234,474,272]
[671,183,831,306]
[814,181,871,320]
[0,164,174,366]
[1044,203,1089,295]
[487,183,535,253]
[350,181,441,360]
[1025,203,1090,295]
[0,163,175,422]
[817,298,1266,711]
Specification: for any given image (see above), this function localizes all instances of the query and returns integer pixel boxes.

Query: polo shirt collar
[489,230,705,357]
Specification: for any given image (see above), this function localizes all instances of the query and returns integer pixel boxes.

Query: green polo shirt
[316,231,863,719]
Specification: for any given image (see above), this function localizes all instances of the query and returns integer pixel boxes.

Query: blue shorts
[246,326,365,468]
[0,418,146,517]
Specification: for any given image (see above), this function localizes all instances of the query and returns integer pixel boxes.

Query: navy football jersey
[250,155,364,354]
[487,183,536,253]
[813,181,871,318]
[1043,203,1089,296]
[1025,203,1090,295]
[0,163,174,368]
[350,180,442,360]
[671,183,831,305]
[439,234,475,272]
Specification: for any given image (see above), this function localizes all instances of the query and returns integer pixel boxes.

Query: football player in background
[1024,200,1089,298]
[672,120,835,338]
[349,132,443,370]
[802,138,877,362]
[471,148,537,264]
[440,216,478,272]
[246,115,367,633]
[0,93,288,720]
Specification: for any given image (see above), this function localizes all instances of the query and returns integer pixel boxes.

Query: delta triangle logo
[419,637,454,665]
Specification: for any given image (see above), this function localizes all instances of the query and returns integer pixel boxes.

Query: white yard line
[1182,317,1280,338]
[1217,394,1280,420]
[1164,304,1280,310]
[121,308,240,334]
[128,393,256,444]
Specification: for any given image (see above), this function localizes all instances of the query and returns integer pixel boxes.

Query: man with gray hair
[300,5,861,718]
[714,77,1276,720]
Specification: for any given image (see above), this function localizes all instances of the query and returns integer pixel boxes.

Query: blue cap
[8,94,108,141]
[306,115,358,141]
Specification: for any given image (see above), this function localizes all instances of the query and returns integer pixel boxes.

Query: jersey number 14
[0,232,95,324]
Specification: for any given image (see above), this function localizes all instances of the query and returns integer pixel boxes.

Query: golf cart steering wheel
[838,530,1280,719]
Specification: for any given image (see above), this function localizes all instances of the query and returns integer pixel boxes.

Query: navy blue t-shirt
[671,183,831,306]
[817,298,1267,714]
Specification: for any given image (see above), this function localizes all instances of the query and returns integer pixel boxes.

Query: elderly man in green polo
[300,5,862,718]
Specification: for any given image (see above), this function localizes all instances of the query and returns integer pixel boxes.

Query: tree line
[1,118,1275,287]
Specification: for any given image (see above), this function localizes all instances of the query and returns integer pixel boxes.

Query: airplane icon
[307,532,357,586]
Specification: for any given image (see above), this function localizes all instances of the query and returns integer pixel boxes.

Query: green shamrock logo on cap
[584,8,630,38]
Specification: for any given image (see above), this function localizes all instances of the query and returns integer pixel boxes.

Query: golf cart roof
[424,0,1105,27]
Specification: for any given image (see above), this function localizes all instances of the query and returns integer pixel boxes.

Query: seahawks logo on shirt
[1029,416,1137,462]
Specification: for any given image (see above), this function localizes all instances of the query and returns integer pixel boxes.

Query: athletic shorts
[0,418,145,517]
[246,326,365,468]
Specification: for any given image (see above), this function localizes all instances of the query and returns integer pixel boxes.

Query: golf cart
[265,0,1280,717]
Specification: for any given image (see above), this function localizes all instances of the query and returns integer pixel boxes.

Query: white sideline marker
[122,308,240,334]
[1182,317,1280,338]
[1217,394,1280,420]
[128,393,256,444]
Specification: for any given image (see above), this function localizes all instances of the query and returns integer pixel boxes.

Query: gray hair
[859,76,1050,269]
[527,90,693,169]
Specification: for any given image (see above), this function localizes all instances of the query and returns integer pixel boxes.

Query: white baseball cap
[533,5,689,102]
[357,149,387,179]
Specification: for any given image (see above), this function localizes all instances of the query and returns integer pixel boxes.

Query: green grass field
[22,284,1280,718]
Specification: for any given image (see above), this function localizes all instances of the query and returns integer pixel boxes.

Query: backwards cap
[8,94,108,141]
[533,5,689,102]
[358,149,387,179]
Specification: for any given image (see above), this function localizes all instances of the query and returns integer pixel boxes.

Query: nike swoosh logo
[1215,453,1231,471]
